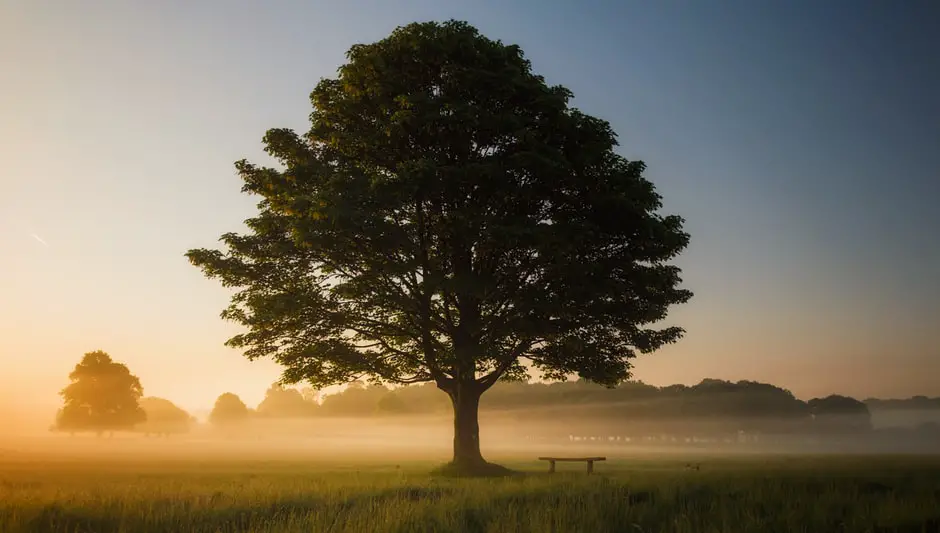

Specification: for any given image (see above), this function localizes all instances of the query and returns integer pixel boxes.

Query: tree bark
[448,382,485,468]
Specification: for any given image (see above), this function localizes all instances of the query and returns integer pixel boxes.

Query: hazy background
[2,0,939,421]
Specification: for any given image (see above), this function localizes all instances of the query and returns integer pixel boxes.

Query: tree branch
[477,338,533,390]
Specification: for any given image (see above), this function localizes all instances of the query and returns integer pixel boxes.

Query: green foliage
[185,20,691,394]
[208,393,250,426]
[137,397,193,436]
[54,350,146,434]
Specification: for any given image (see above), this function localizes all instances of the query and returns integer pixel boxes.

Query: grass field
[2,452,939,533]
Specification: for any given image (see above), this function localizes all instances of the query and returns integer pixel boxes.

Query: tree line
[52,351,938,438]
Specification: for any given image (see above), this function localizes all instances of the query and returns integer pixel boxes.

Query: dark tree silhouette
[209,393,250,426]
[303,378,814,433]
[138,397,194,437]
[809,395,873,433]
[865,396,940,410]
[55,350,146,436]
[186,20,691,473]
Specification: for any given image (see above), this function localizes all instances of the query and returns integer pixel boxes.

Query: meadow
[2,445,939,533]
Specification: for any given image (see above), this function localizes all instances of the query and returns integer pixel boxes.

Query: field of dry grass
[2,442,939,533]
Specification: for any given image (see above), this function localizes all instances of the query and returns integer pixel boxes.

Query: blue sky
[1,0,938,412]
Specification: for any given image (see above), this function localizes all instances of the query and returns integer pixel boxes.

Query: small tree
[376,392,411,415]
[138,397,193,437]
[55,350,146,436]
[209,392,250,426]
[257,383,318,418]
[187,20,691,473]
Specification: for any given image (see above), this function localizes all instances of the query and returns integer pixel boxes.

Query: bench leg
[548,460,555,473]
[587,460,594,474]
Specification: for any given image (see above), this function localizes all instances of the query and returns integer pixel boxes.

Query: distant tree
[809,395,872,433]
[300,387,321,404]
[186,20,691,473]
[865,396,940,411]
[393,383,452,414]
[257,384,318,418]
[320,384,390,416]
[54,350,146,436]
[138,397,193,436]
[684,380,809,419]
[375,392,411,415]
[209,393,250,426]
[310,376,816,435]
[660,384,690,395]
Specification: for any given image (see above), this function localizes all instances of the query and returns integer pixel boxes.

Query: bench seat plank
[537,457,606,474]
[538,457,606,461]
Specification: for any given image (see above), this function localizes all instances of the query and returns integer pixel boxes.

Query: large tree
[55,350,146,436]
[187,20,691,472]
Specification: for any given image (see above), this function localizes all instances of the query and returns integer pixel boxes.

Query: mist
[4,398,938,467]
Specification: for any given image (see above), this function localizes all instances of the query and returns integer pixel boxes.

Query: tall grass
[2,455,938,532]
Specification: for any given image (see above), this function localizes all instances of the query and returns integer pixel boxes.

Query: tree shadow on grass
[429,461,520,479]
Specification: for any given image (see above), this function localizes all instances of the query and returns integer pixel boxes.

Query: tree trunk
[449,383,485,468]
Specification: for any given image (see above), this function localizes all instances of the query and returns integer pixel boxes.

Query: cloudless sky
[2,0,938,415]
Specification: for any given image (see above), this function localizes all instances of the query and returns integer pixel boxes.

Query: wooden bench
[538,456,606,474]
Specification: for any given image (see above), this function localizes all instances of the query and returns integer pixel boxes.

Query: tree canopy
[209,393,250,426]
[186,20,691,471]
[138,397,194,436]
[55,350,146,435]
[256,384,319,418]
[809,395,872,432]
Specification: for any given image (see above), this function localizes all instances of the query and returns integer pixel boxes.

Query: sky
[2,0,939,415]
